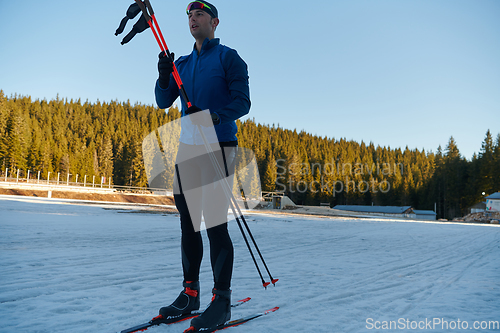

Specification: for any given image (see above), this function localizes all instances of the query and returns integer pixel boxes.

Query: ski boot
[187,289,231,331]
[159,281,200,320]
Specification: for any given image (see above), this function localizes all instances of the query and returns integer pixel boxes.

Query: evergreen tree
[60,154,70,178]
[5,106,28,171]
[262,151,277,192]
[0,91,8,163]
[493,133,500,192]
[443,137,467,218]
[99,135,114,181]
[478,129,495,195]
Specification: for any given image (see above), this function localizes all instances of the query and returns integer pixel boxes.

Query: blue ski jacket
[155,38,250,144]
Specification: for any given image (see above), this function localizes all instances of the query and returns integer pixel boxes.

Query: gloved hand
[158,51,174,89]
[186,106,221,127]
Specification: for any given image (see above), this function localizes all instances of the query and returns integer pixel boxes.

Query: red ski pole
[134,0,192,108]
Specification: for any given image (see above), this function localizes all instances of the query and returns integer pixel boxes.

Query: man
[154,1,250,331]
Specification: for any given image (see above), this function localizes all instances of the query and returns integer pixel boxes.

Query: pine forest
[1,91,499,220]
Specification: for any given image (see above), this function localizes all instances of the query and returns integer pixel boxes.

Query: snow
[1,195,499,333]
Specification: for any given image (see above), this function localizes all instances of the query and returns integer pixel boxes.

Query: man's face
[188,9,217,40]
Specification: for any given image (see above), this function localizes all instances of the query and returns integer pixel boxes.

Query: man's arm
[214,49,251,124]
[155,77,180,109]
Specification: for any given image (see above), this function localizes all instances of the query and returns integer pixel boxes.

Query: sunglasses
[186,1,213,15]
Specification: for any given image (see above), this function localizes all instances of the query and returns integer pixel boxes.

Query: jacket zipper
[192,48,202,145]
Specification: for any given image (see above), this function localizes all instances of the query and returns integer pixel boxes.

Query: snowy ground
[1,195,499,333]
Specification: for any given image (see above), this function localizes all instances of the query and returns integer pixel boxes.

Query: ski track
[0,197,499,333]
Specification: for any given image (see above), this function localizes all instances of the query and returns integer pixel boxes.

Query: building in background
[486,192,500,212]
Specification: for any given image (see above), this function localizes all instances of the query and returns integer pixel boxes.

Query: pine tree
[493,133,500,192]
[262,151,277,192]
[443,136,467,218]
[60,154,70,178]
[0,91,8,166]
[99,135,114,182]
[478,130,495,195]
[5,106,28,171]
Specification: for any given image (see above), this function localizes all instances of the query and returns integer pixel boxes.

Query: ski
[119,297,251,333]
[183,306,279,332]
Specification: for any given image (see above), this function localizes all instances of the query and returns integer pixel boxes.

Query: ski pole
[195,124,278,287]
[233,172,279,285]
[133,0,192,108]
[195,129,267,286]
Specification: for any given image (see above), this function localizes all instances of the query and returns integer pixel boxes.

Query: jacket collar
[193,38,220,54]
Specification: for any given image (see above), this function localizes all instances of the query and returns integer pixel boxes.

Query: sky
[1,0,499,160]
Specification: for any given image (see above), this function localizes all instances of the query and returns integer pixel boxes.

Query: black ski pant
[173,141,237,291]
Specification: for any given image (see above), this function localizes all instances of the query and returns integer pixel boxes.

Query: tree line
[1,91,499,219]
[0,92,175,188]
[239,121,500,219]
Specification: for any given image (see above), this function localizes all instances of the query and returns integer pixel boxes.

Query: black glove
[186,106,221,127]
[158,51,174,89]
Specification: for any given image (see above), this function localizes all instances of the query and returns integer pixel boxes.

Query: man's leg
[202,145,237,290]
[159,148,203,317]
[174,149,204,283]
[176,190,203,283]
[190,145,237,329]
[206,223,234,290]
